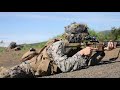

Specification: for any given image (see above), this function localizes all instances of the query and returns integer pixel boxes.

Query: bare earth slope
[0,48,120,78]
[0,49,27,68]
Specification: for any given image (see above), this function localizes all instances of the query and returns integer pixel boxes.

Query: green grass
[21,41,47,51]
[0,47,5,53]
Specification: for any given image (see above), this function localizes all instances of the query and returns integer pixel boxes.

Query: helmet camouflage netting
[64,22,89,43]
[64,22,89,34]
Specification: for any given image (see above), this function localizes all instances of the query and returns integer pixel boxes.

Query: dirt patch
[0,49,26,68]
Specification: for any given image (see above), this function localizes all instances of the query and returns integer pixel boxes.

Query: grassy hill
[100,30,111,35]
[21,41,47,51]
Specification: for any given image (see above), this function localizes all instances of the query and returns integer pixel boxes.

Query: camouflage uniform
[47,40,87,72]
[0,62,35,78]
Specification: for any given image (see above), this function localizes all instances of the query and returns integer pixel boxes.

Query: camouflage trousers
[0,62,35,78]
[58,51,105,73]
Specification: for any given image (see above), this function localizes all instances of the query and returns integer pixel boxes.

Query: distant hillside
[99,30,111,34]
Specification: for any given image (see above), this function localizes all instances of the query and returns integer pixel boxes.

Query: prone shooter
[64,35,105,66]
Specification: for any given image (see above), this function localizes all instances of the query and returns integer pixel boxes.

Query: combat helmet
[64,22,89,34]
[64,22,89,43]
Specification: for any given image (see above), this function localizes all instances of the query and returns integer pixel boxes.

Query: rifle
[64,36,104,57]
[83,36,105,51]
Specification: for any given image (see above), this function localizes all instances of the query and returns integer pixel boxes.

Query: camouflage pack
[21,48,38,62]
[21,38,61,76]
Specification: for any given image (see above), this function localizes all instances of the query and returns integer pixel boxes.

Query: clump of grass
[0,47,5,54]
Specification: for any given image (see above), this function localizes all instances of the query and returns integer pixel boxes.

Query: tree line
[88,27,120,41]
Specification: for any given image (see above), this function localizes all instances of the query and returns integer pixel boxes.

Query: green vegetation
[88,27,120,41]
[0,47,5,53]
[110,27,120,41]
[21,41,47,51]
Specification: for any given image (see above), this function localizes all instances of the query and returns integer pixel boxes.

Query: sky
[0,12,120,47]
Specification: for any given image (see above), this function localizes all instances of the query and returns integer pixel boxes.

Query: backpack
[35,38,61,76]
[21,38,61,76]
[21,48,38,62]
